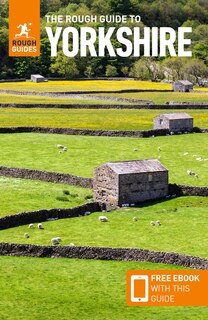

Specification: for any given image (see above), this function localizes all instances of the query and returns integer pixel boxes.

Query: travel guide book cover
[0,0,208,319]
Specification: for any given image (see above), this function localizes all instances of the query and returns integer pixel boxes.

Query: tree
[109,0,132,15]
[84,66,95,78]
[105,65,118,77]
[193,43,208,65]
[130,58,164,81]
[164,57,187,80]
[183,59,208,85]
[47,0,62,12]
[50,53,79,78]
[121,66,129,77]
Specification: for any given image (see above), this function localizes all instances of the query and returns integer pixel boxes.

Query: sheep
[63,147,68,151]
[156,220,161,226]
[157,147,161,151]
[51,237,62,245]
[28,224,34,229]
[150,221,155,226]
[57,144,64,149]
[69,243,75,247]
[99,216,109,222]
[38,223,44,229]
[134,148,138,152]
[24,233,30,238]
[184,152,189,156]
[133,217,138,222]
[58,151,62,154]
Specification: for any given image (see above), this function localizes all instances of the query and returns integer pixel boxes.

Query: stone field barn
[154,112,193,133]
[31,74,47,83]
[172,80,193,92]
[93,159,168,207]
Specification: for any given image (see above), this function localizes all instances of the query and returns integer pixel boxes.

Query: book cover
[0,0,208,319]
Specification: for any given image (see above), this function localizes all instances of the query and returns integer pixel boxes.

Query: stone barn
[31,74,47,83]
[172,80,193,92]
[93,159,168,207]
[154,112,193,133]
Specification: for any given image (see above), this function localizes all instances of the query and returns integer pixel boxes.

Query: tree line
[0,0,207,83]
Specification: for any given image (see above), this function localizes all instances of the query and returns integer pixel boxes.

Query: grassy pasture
[97,91,208,104]
[0,133,207,186]
[0,94,131,105]
[0,80,172,92]
[2,256,206,320]
[0,196,207,259]
[0,108,208,130]
[0,176,92,218]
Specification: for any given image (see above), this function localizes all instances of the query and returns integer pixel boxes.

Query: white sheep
[150,221,155,226]
[63,147,68,151]
[24,233,30,238]
[69,242,75,247]
[133,217,138,222]
[99,216,109,222]
[51,237,62,245]
[28,224,34,229]
[38,223,44,229]
[184,152,189,156]
[57,144,64,149]
[134,148,138,151]
[156,220,161,226]
[157,147,161,151]
[58,151,62,154]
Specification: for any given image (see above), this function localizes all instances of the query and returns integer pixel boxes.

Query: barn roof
[102,159,167,174]
[31,74,45,79]
[155,112,193,120]
[173,80,193,86]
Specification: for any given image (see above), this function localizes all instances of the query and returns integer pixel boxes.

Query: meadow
[0,196,207,259]
[0,80,207,320]
[0,176,92,218]
[0,108,208,130]
[0,80,172,92]
[0,80,207,104]
[0,94,130,105]
[2,256,207,320]
[97,91,208,104]
[0,133,207,186]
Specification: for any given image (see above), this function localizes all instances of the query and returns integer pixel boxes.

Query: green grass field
[0,196,207,259]
[0,80,207,320]
[2,256,207,320]
[0,94,131,105]
[0,80,172,92]
[0,176,92,218]
[0,80,207,104]
[0,108,208,130]
[97,91,208,104]
[0,133,207,186]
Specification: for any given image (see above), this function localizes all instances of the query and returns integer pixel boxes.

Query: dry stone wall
[1,103,208,109]
[0,202,104,230]
[0,243,207,270]
[0,166,93,188]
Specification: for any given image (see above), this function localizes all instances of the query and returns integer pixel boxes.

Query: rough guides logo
[9,0,40,57]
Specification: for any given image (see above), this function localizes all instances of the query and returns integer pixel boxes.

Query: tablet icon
[131,275,149,302]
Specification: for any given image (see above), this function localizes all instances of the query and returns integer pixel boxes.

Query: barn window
[148,174,153,182]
